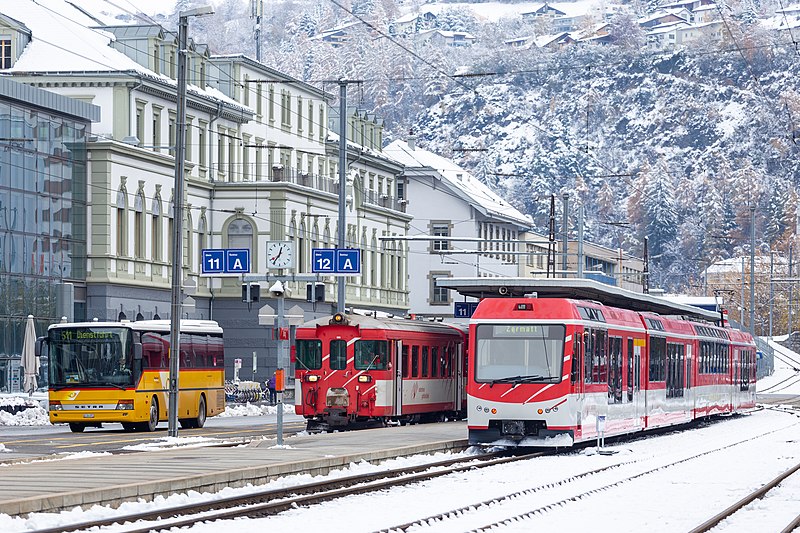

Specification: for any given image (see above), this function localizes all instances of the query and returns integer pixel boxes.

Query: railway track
[688,461,800,533]
[31,450,542,533]
[378,418,800,532]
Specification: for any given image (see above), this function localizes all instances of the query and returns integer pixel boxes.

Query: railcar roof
[436,278,721,322]
[300,314,466,335]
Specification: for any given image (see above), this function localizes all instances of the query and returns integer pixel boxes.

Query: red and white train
[294,312,468,430]
[468,296,757,446]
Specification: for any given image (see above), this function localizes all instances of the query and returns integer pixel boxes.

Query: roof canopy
[436,277,721,322]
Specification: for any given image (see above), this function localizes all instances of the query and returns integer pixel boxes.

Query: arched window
[151,194,162,262]
[197,212,207,270]
[116,185,128,257]
[227,218,253,254]
[134,189,145,258]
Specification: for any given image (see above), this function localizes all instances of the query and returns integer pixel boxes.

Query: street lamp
[168,5,214,438]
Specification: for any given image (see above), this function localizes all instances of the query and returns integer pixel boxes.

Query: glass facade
[0,91,91,392]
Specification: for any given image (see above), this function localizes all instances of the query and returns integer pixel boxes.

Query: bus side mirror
[133,343,143,360]
[35,336,46,357]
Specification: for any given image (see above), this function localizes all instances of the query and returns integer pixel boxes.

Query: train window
[431,347,439,377]
[608,337,622,404]
[411,346,419,377]
[578,307,606,322]
[354,340,388,370]
[570,333,580,383]
[296,340,322,370]
[330,340,347,371]
[584,330,592,384]
[402,345,409,378]
[473,324,565,383]
[421,347,429,377]
[649,336,666,382]
[627,338,634,401]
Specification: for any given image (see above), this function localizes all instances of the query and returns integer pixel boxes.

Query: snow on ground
[759,337,800,395]
[217,402,296,417]
[122,436,241,451]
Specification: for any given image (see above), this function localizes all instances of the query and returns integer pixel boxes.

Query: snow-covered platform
[0,421,468,516]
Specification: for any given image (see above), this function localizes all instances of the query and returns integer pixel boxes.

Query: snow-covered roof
[383,139,532,228]
[646,21,692,34]
[2,0,251,116]
[638,9,690,25]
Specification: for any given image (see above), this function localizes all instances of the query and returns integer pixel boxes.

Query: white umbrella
[22,315,38,395]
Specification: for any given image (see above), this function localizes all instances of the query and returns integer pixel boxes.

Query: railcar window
[474,324,565,383]
[571,333,581,383]
[666,342,685,398]
[330,340,347,371]
[296,340,322,370]
[431,347,439,377]
[411,346,419,377]
[421,346,429,377]
[627,338,634,401]
[608,336,623,404]
[402,345,409,378]
[354,340,388,370]
[649,336,666,382]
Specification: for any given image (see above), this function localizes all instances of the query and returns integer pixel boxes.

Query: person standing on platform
[267,372,277,405]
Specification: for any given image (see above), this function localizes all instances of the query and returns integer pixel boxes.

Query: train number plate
[83,414,95,418]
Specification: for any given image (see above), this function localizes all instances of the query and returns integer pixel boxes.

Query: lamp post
[168,5,214,438]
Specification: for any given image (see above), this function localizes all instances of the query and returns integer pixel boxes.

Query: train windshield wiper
[489,374,547,387]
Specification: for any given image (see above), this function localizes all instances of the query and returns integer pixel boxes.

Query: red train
[294,312,467,431]
[468,297,757,446]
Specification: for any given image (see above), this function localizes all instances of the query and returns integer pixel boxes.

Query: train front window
[354,340,388,370]
[48,327,134,388]
[296,340,322,370]
[330,340,347,370]
[474,324,565,383]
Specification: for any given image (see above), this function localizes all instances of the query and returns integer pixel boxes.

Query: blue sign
[454,302,479,318]
[312,248,336,273]
[312,248,361,274]
[202,248,250,274]
[337,249,361,274]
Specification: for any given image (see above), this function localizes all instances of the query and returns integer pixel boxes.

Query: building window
[268,85,275,122]
[134,191,145,258]
[431,222,450,252]
[152,107,162,153]
[168,112,176,157]
[430,272,451,305]
[227,218,253,254]
[198,121,207,168]
[135,101,146,146]
[116,187,128,257]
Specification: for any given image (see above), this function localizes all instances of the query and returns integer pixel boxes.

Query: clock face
[267,241,294,269]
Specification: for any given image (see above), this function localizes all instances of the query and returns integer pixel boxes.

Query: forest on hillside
[160,0,800,297]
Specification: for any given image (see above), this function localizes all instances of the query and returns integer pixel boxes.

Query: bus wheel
[144,397,158,432]
[194,395,207,429]
[69,423,85,433]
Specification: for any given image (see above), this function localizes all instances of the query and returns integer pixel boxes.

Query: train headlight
[304,375,320,382]
[329,313,349,325]
[537,409,544,414]
[358,375,372,383]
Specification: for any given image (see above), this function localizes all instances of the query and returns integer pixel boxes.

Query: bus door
[393,340,403,417]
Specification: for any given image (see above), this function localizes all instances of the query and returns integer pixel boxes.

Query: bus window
[142,332,167,368]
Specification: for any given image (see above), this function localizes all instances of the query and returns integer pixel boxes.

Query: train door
[393,340,404,417]
[571,327,584,439]
[686,343,694,419]
[455,340,466,413]
[633,338,644,427]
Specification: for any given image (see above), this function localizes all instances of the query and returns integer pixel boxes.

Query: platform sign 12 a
[202,248,250,274]
[312,248,361,274]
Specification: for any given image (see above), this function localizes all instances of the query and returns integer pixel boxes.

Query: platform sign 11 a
[202,248,250,275]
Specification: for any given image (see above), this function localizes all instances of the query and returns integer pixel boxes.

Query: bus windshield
[48,327,134,388]
[474,324,565,383]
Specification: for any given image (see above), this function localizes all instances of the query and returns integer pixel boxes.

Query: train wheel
[68,423,85,433]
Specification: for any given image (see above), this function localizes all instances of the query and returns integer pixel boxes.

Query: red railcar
[468,297,757,446]
[294,313,467,431]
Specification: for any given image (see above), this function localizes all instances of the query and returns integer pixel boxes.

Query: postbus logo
[68,391,79,400]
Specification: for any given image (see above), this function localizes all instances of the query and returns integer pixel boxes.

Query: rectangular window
[185,116,193,162]
[296,340,322,370]
[411,346,419,377]
[649,336,666,381]
[431,222,450,252]
[421,346,429,377]
[198,122,207,168]
[151,215,160,261]
[256,83,263,116]
[354,340,388,370]
[152,107,162,152]
[431,346,439,377]
[308,101,314,137]
[168,113,176,157]
[0,37,12,69]
[474,324,566,383]
[402,345,409,378]
[330,340,347,371]
[431,272,450,305]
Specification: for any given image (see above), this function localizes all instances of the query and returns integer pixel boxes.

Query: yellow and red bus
[42,319,225,433]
